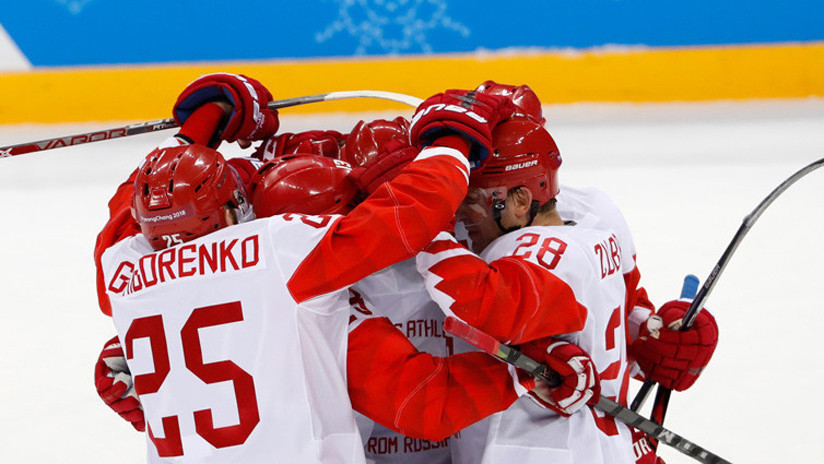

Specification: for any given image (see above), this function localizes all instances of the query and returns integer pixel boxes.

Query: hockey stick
[631,156,824,420]
[443,316,732,464]
[0,90,424,159]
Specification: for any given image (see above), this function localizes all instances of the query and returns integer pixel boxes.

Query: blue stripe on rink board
[1,0,823,66]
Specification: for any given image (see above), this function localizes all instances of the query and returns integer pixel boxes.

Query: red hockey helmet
[470,117,562,207]
[340,117,411,167]
[132,144,250,251]
[253,130,344,161]
[475,80,545,125]
[250,154,358,217]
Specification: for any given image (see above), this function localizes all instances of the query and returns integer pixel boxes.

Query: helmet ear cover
[249,154,357,218]
[132,144,249,251]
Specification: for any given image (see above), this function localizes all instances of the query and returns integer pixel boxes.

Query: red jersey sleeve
[94,170,141,316]
[416,234,587,344]
[347,316,533,441]
[288,145,470,303]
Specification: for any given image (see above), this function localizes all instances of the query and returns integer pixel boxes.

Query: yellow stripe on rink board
[0,42,822,124]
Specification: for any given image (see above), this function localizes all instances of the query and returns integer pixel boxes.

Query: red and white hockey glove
[631,428,666,464]
[173,73,279,143]
[630,300,719,391]
[520,338,601,417]
[409,89,516,164]
[350,140,419,196]
[94,336,144,432]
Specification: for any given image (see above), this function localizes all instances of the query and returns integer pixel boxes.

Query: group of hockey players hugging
[92,73,719,464]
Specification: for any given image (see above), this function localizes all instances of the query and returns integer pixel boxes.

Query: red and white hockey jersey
[346,259,529,464]
[416,185,646,464]
[99,146,470,463]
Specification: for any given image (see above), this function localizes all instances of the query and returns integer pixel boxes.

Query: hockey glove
[94,336,145,432]
[520,338,600,417]
[630,299,719,391]
[350,140,419,196]
[409,90,516,164]
[173,73,279,143]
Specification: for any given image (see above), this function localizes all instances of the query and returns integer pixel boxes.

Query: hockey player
[251,81,717,464]
[93,74,601,463]
[96,149,601,459]
[472,80,721,464]
[96,77,496,462]
[413,110,719,463]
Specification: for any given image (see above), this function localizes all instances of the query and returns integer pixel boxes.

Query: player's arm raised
[288,90,516,302]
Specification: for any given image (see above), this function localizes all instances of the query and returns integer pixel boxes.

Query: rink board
[0,42,822,124]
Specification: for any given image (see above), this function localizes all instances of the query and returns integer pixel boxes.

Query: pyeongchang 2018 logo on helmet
[505,160,539,171]
[138,205,194,224]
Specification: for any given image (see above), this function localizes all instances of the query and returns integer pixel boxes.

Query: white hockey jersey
[417,185,643,464]
[468,223,634,464]
[351,258,465,464]
[99,146,471,464]
[103,216,363,463]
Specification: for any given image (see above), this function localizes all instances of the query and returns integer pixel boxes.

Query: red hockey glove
[94,336,145,432]
[409,89,516,164]
[630,300,719,391]
[350,140,419,196]
[173,73,279,143]
[631,427,666,464]
[520,338,601,417]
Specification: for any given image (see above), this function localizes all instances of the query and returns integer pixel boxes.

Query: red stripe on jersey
[288,152,469,303]
[427,254,587,344]
[348,317,532,441]
[624,261,654,313]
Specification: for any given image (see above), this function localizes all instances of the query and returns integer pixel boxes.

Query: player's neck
[530,209,564,227]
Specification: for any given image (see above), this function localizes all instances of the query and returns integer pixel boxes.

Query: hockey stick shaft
[0,90,423,159]
[682,156,824,328]
[642,155,824,442]
[443,316,731,463]
[635,157,824,410]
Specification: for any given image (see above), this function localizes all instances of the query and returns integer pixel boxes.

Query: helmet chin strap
[492,198,540,234]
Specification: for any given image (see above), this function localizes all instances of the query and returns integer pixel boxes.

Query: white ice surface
[1,99,823,463]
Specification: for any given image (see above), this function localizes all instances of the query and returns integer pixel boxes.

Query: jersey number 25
[124,301,260,457]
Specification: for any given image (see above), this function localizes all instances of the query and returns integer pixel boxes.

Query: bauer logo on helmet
[504,160,539,171]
